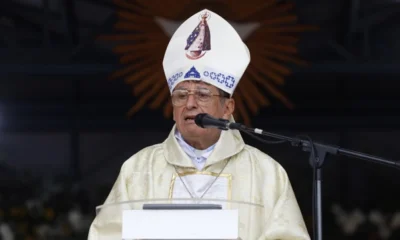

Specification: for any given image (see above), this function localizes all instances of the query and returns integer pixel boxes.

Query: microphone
[194,113,242,130]
[193,113,400,240]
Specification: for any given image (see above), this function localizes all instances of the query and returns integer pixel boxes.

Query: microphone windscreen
[194,113,208,128]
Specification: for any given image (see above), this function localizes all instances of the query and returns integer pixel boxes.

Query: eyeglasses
[171,88,221,107]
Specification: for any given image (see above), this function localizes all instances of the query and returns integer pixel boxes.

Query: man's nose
[185,94,198,109]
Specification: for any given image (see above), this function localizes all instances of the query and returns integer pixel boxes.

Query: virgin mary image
[185,11,211,59]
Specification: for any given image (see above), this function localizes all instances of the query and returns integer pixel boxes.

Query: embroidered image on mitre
[163,9,250,96]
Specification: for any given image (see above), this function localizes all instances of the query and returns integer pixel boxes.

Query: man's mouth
[184,116,196,122]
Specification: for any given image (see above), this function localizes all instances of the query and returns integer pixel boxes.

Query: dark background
[1,0,400,239]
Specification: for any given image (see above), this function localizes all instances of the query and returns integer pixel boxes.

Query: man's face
[172,81,234,142]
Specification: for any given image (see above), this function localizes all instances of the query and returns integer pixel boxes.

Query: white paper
[122,209,238,239]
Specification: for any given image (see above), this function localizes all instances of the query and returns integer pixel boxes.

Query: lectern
[92,198,263,239]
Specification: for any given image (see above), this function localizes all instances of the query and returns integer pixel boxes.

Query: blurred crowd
[0,177,96,240]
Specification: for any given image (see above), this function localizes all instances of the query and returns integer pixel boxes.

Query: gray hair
[218,88,231,104]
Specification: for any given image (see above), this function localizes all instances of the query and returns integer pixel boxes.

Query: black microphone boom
[194,113,242,130]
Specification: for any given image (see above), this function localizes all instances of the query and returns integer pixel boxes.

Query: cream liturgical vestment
[88,124,311,240]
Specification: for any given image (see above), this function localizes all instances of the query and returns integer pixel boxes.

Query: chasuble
[88,125,310,240]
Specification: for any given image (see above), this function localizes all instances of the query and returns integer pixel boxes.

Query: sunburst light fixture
[99,0,318,125]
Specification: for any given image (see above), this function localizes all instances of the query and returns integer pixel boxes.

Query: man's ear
[223,98,235,118]
[173,110,178,122]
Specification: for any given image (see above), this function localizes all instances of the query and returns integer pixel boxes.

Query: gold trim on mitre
[169,170,232,200]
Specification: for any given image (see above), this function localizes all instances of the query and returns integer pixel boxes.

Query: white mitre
[162,9,251,96]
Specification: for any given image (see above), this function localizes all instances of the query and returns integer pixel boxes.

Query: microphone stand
[230,123,400,240]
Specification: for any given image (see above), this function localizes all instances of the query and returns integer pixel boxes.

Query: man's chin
[181,125,206,135]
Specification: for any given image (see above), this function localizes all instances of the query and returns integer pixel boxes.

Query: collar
[174,129,215,159]
[163,115,245,168]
